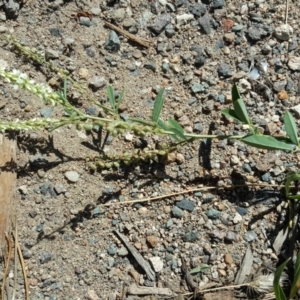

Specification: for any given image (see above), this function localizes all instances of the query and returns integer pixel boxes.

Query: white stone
[238,78,251,93]
[291,104,300,118]
[288,56,300,71]
[271,115,280,122]
[176,14,194,25]
[124,133,133,141]
[274,24,293,41]
[149,256,164,272]
[18,185,28,195]
[64,171,79,183]
[233,212,243,224]
[230,155,240,165]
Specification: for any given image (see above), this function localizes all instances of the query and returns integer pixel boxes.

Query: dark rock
[247,24,272,41]
[193,123,203,132]
[211,0,225,9]
[236,207,248,216]
[172,206,184,218]
[182,231,199,242]
[194,55,206,67]
[189,3,206,17]
[149,14,171,34]
[165,24,176,38]
[40,252,52,264]
[199,13,213,34]
[3,0,20,19]
[206,208,221,219]
[176,199,195,212]
[49,28,61,37]
[104,30,120,53]
[144,61,157,71]
[218,63,233,77]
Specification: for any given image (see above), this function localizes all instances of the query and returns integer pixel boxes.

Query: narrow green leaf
[273,258,289,300]
[168,119,184,133]
[242,135,295,151]
[233,98,251,124]
[151,88,165,124]
[285,171,300,199]
[116,88,125,110]
[107,85,116,111]
[168,119,187,141]
[284,111,299,146]
[157,118,169,131]
[221,108,242,123]
[63,79,68,98]
[290,252,300,298]
[232,83,241,102]
[190,265,210,275]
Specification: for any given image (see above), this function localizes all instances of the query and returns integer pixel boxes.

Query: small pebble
[149,256,164,272]
[64,171,79,183]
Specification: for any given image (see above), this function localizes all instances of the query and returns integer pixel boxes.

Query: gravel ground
[1,0,300,299]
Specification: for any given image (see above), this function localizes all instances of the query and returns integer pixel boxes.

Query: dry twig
[104,21,152,48]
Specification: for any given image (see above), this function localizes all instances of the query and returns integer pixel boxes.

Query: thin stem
[285,0,289,24]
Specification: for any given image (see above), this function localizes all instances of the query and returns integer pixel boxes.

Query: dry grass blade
[1,233,12,300]
[104,21,152,48]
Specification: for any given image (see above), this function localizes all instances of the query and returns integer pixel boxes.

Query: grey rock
[40,107,53,118]
[261,172,271,182]
[49,28,61,37]
[79,16,92,27]
[218,63,233,77]
[199,13,213,34]
[149,14,171,34]
[191,83,205,93]
[273,80,286,92]
[144,61,157,71]
[165,24,176,38]
[236,207,248,216]
[93,207,102,217]
[118,246,129,256]
[45,49,59,60]
[274,24,293,41]
[225,231,237,242]
[182,231,199,242]
[244,230,257,242]
[107,257,114,267]
[232,24,244,32]
[110,8,126,22]
[202,99,214,112]
[90,7,101,16]
[123,17,136,29]
[64,171,80,183]
[22,249,33,259]
[176,199,195,212]
[172,206,184,218]
[36,224,44,232]
[194,55,206,67]
[242,163,252,173]
[54,184,66,194]
[40,252,52,264]
[193,123,203,132]
[89,76,107,91]
[104,31,120,53]
[206,208,221,219]
[50,282,62,290]
[166,219,173,228]
[288,56,300,71]
[3,0,20,19]
[107,245,117,255]
[189,3,206,17]
[247,24,272,41]
[149,256,164,272]
[211,0,225,9]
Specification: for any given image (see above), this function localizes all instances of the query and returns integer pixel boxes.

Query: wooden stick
[104,21,152,48]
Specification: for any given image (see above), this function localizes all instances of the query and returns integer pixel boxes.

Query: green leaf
[284,111,299,146]
[168,119,187,141]
[63,79,67,99]
[190,265,210,275]
[116,88,125,111]
[232,83,241,102]
[273,258,289,300]
[151,88,165,124]
[242,135,295,151]
[290,252,300,298]
[157,119,170,131]
[285,171,300,199]
[107,85,116,112]
[221,108,243,123]
[233,98,251,124]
